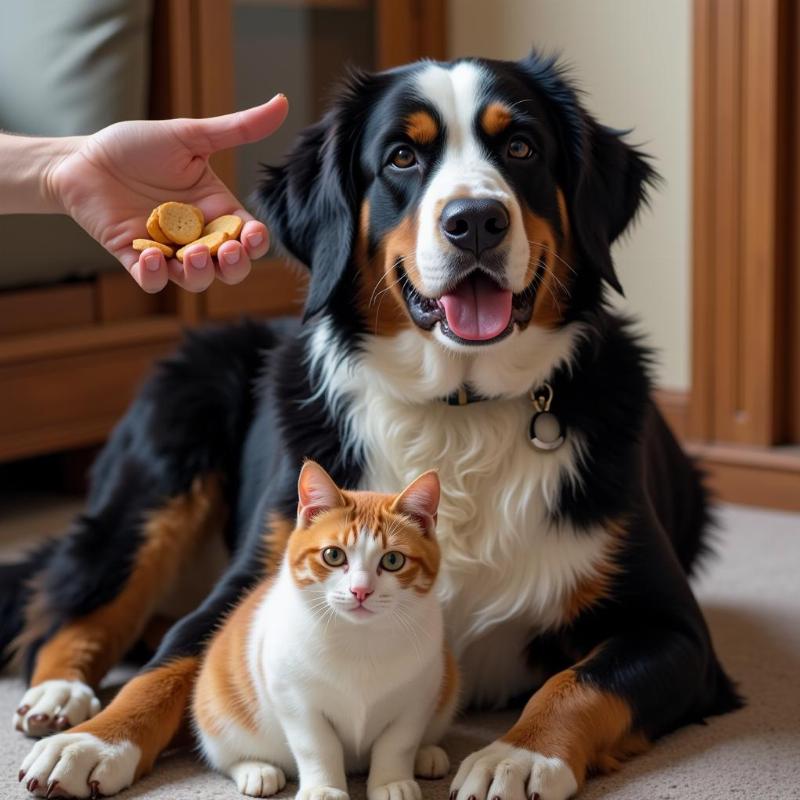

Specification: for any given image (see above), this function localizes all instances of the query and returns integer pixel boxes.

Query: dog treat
[202,214,244,240]
[132,238,174,258]
[156,201,204,245]
[145,208,171,244]
[175,230,228,262]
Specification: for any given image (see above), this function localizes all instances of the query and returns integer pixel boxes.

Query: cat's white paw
[450,741,577,800]
[18,731,140,798]
[415,745,450,779]
[13,680,101,737]
[230,761,287,797]
[296,787,349,800]
[368,779,422,800]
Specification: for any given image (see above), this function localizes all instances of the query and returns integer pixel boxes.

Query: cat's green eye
[322,547,347,567]
[380,551,406,572]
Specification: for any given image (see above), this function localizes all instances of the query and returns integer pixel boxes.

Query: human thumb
[188,94,289,154]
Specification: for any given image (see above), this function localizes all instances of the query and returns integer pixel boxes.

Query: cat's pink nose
[351,586,373,603]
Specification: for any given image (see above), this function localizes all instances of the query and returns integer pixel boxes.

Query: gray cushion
[0,0,153,289]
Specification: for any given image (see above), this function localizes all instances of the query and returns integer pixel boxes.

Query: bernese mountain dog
[3,52,739,800]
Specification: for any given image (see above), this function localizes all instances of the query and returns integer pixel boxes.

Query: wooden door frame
[684,0,800,510]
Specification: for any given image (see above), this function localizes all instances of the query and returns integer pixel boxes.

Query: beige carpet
[1,501,799,800]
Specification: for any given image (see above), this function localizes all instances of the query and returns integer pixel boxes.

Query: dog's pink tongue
[439,274,513,341]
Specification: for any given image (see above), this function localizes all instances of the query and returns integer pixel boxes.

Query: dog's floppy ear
[518,51,658,295]
[256,69,379,321]
[567,118,658,294]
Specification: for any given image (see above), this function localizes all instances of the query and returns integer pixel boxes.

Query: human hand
[45,94,289,292]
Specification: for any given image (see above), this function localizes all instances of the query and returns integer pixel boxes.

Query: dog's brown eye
[390,146,417,169]
[508,137,533,159]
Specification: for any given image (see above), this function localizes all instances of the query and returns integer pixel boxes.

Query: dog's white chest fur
[310,322,611,708]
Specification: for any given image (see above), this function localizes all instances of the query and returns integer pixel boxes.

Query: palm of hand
[53,120,236,261]
[42,93,290,292]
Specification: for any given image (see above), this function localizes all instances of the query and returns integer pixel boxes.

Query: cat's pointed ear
[297,461,345,528]
[391,470,440,536]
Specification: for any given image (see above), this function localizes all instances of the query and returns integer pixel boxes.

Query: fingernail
[272,92,286,101]
[222,247,240,266]
[247,232,264,249]
[143,254,161,272]
[190,252,208,270]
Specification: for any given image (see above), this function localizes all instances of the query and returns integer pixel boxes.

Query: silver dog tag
[528,383,565,451]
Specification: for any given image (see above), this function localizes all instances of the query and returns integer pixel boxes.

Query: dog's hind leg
[14,476,225,739]
[10,321,276,747]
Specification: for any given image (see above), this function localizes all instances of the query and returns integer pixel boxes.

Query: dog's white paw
[450,741,577,800]
[296,787,349,800]
[230,761,287,797]
[13,680,101,738]
[19,732,140,798]
[368,779,422,800]
[415,745,450,779]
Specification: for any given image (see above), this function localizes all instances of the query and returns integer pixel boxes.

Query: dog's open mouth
[401,257,543,345]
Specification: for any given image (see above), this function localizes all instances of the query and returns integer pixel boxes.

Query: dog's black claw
[46,780,59,798]
[27,777,39,793]
[16,705,31,716]
[53,716,70,731]
[18,769,26,783]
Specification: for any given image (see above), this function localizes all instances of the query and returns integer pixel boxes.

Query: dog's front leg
[19,656,198,798]
[450,624,726,800]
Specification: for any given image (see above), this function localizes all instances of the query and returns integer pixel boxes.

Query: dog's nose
[441,198,510,257]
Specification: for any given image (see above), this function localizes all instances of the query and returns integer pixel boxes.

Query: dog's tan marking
[356,201,419,337]
[522,196,573,329]
[405,111,439,145]
[481,102,513,137]
[28,476,225,689]
[502,668,649,787]
[71,656,200,780]
[561,518,626,624]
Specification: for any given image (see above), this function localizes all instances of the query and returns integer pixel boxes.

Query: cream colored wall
[448,0,691,390]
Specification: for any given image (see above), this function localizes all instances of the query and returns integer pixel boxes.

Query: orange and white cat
[193,461,458,800]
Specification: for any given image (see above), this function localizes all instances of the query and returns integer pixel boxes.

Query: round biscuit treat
[203,214,244,240]
[146,208,171,244]
[132,238,174,258]
[156,202,204,245]
[175,230,228,261]
[189,205,205,226]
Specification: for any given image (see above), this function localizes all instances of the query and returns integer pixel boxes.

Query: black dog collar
[443,382,566,451]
